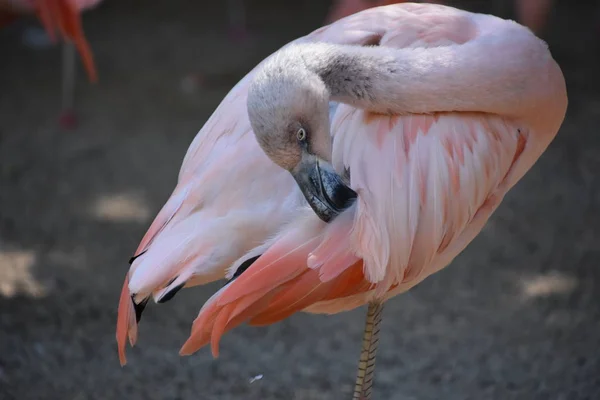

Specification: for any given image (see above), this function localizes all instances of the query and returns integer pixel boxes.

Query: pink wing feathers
[180,109,525,357]
[179,208,371,357]
[177,3,566,357]
[116,76,301,366]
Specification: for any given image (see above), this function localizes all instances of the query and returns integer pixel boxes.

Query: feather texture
[116,3,567,363]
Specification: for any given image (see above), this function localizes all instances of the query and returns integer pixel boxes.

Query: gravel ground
[1,1,600,399]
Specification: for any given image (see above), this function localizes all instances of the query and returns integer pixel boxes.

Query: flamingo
[116,3,567,399]
[0,0,101,127]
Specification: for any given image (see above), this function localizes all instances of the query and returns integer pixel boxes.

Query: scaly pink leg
[352,302,384,400]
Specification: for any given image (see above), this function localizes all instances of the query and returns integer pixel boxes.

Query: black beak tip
[310,179,357,223]
[318,167,357,213]
[295,159,358,223]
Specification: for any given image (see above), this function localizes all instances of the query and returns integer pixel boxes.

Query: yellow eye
[297,128,307,142]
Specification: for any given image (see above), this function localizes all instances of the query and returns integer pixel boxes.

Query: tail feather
[118,189,272,364]
[216,228,322,306]
[179,289,276,357]
[116,275,137,366]
[178,212,371,357]
[210,303,235,357]
[248,269,332,326]
[179,286,237,356]
[116,187,191,365]
[247,261,373,325]
[127,212,224,302]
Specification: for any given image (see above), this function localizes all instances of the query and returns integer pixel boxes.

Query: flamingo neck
[268,31,562,119]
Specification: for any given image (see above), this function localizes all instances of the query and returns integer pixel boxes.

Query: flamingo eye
[296,128,307,142]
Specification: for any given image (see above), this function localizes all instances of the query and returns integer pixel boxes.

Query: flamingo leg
[352,301,383,400]
[59,40,77,128]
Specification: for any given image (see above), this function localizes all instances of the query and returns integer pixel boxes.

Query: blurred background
[1,1,599,399]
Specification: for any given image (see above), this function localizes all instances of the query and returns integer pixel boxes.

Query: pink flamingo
[0,0,101,128]
[117,3,567,399]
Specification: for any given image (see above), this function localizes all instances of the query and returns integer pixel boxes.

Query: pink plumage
[116,3,567,378]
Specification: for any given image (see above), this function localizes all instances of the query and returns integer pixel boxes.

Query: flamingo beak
[291,153,357,222]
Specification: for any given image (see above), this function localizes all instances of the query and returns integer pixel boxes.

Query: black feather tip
[157,282,185,304]
[226,255,261,285]
[128,250,147,265]
[132,296,149,323]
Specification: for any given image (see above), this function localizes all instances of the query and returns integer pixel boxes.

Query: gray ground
[1,1,600,399]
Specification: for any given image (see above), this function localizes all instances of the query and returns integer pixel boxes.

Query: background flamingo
[116,3,567,399]
[0,0,101,128]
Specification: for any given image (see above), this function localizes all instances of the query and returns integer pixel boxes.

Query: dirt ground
[1,1,600,399]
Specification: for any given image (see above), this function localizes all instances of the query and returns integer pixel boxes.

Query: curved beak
[291,153,357,222]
